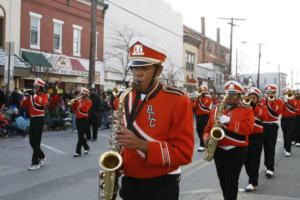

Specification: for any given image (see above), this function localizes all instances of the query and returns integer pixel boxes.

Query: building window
[206,40,212,51]
[53,19,63,53]
[73,24,82,56]
[186,51,195,72]
[30,12,42,49]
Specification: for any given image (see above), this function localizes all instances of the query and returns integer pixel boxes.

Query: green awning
[22,51,52,68]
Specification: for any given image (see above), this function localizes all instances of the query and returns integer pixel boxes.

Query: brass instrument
[267,94,275,101]
[285,91,294,100]
[112,88,120,97]
[242,95,251,106]
[204,95,226,161]
[67,95,83,105]
[99,85,134,200]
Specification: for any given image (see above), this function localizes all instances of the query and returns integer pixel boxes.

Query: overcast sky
[163,0,300,87]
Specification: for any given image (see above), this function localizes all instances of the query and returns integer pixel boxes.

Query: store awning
[70,58,87,72]
[0,48,31,68]
[22,51,52,68]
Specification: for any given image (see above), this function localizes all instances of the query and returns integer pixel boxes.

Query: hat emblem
[229,83,235,90]
[267,86,271,90]
[132,44,144,56]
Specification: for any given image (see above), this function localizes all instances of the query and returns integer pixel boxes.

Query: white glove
[219,115,230,124]
[284,96,288,103]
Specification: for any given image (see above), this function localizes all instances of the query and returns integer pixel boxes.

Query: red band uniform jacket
[121,82,194,179]
[261,98,283,123]
[72,98,92,119]
[295,99,300,116]
[282,98,297,118]
[252,104,268,134]
[22,93,48,117]
[193,95,213,116]
[203,103,254,147]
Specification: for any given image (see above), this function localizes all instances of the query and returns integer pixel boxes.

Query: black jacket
[89,93,101,118]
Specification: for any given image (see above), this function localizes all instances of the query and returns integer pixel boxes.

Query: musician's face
[249,93,259,104]
[131,65,162,93]
[226,93,240,105]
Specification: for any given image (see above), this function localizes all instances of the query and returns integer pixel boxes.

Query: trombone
[284,91,294,100]
[67,95,83,105]
[242,95,251,106]
[267,94,275,101]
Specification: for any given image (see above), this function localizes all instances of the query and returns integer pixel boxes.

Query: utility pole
[88,0,97,88]
[257,43,263,89]
[278,64,281,96]
[219,17,246,81]
[235,48,238,81]
[291,69,294,90]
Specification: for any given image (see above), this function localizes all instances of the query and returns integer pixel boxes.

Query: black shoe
[86,138,91,141]
[73,153,81,157]
[92,138,97,141]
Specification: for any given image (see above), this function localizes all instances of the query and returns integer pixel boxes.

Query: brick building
[183,17,230,93]
[20,0,108,91]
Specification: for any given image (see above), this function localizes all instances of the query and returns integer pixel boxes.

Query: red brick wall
[21,0,104,61]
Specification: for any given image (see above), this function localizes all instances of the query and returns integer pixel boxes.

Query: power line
[106,0,183,38]
[219,17,246,81]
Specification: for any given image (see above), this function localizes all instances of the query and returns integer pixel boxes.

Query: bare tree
[105,25,141,86]
[236,50,250,81]
[160,60,183,86]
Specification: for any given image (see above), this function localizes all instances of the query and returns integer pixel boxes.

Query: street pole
[278,64,281,96]
[291,69,293,90]
[219,17,246,81]
[235,48,238,81]
[6,43,11,106]
[88,0,97,88]
[257,43,262,89]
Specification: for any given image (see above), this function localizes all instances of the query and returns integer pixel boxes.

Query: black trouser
[29,116,45,165]
[263,123,279,171]
[214,147,248,200]
[292,115,300,143]
[245,134,263,186]
[76,118,90,154]
[195,114,209,147]
[281,117,295,153]
[86,116,99,140]
[120,174,180,200]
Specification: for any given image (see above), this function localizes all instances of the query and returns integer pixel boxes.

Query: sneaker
[285,150,291,157]
[39,157,46,167]
[245,184,256,192]
[265,170,274,178]
[296,143,300,147]
[28,164,40,170]
[292,141,296,145]
[197,146,205,152]
[73,153,81,157]
[83,149,89,155]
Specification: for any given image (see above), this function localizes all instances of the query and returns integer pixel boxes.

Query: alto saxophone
[98,86,134,200]
[204,95,226,162]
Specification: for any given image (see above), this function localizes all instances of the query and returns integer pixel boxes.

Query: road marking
[181,188,217,194]
[182,161,211,178]
[41,143,66,155]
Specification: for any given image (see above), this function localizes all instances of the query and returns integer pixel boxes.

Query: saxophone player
[261,84,283,178]
[203,81,254,200]
[281,88,297,157]
[116,39,194,200]
[243,87,267,192]
[193,85,213,152]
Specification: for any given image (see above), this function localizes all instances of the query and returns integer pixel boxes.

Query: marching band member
[21,78,48,170]
[203,80,254,200]
[292,94,300,147]
[116,39,194,200]
[261,84,283,178]
[72,87,92,157]
[281,88,297,156]
[193,85,213,151]
[244,87,267,192]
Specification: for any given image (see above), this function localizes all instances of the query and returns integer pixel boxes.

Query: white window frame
[73,24,82,57]
[53,19,64,53]
[29,12,42,49]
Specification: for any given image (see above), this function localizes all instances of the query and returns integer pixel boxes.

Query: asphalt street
[0,128,299,200]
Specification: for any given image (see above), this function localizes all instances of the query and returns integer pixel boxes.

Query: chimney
[217,28,220,44]
[201,17,205,35]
